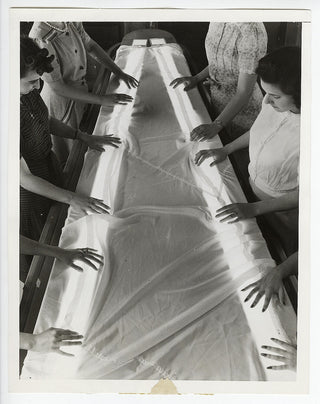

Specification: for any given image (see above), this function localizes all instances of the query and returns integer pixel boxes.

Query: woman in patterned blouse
[170,22,268,141]
[29,22,138,164]
[20,36,119,279]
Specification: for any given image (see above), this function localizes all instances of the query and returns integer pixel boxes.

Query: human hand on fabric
[215,202,258,223]
[100,93,133,106]
[190,123,220,141]
[261,338,297,371]
[117,71,139,89]
[69,194,110,215]
[55,247,104,272]
[29,328,83,356]
[241,267,286,312]
[77,131,122,151]
[194,148,228,166]
[169,76,198,91]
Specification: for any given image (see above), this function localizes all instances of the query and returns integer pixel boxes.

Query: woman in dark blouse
[20,36,119,279]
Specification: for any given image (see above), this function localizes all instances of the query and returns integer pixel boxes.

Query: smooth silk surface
[21,44,296,381]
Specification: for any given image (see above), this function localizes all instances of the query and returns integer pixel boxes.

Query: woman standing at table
[20,36,117,279]
[29,22,138,164]
[195,47,301,255]
[170,22,267,141]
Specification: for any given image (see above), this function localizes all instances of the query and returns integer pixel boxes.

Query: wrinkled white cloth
[21,44,296,381]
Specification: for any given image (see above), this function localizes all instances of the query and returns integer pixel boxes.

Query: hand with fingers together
[100,93,133,106]
[169,76,199,91]
[241,267,286,312]
[190,123,220,142]
[194,148,228,167]
[20,328,83,356]
[55,247,104,272]
[215,202,258,223]
[77,131,122,151]
[261,338,297,371]
[70,194,110,215]
[117,71,139,89]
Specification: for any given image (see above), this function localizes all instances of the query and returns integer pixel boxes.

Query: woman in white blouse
[195,47,301,254]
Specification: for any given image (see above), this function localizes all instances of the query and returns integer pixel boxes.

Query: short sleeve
[237,23,268,74]
[34,39,63,83]
[72,22,92,48]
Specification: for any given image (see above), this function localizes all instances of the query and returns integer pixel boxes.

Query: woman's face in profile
[261,80,299,114]
[20,69,41,95]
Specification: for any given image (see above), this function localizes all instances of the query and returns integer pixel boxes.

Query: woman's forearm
[252,190,299,216]
[20,164,74,205]
[194,66,210,83]
[277,252,298,278]
[49,117,78,140]
[223,131,250,155]
[214,72,257,127]
[20,235,62,258]
[20,333,35,351]
[48,81,102,105]
[86,39,123,76]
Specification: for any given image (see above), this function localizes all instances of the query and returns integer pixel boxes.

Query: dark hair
[20,35,54,78]
[256,46,301,109]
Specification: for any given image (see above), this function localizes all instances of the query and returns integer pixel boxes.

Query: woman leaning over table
[170,22,267,141]
[20,36,118,280]
[195,47,301,255]
[29,22,138,164]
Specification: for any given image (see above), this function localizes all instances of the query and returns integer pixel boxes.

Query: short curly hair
[20,35,54,78]
[256,46,301,109]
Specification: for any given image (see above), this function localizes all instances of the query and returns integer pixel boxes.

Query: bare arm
[20,235,62,257]
[20,157,74,204]
[215,72,257,127]
[190,73,258,141]
[194,66,210,83]
[48,117,77,139]
[216,190,299,223]
[47,80,103,105]
[85,38,139,88]
[224,130,250,154]
[20,235,104,272]
[194,131,250,166]
[20,158,110,214]
[252,190,299,216]
[85,38,123,76]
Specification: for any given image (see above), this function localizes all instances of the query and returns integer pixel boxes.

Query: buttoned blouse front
[248,96,300,198]
[30,22,90,86]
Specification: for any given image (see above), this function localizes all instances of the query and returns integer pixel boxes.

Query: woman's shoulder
[29,22,60,43]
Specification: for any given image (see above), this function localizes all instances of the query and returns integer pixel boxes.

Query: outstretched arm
[85,38,139,88]
[20,157,110,214]
[190,72,257,141]
[215,190,299,223]
[48,117,121,150]
[194,130,250,166]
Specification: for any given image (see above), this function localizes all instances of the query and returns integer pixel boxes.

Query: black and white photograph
[5,6,312,396]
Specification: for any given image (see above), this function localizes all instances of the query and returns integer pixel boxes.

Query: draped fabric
[21,44,296,381]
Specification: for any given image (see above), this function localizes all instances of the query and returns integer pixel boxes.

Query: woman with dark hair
[29,22,138,164]
[20,36,118,279]
[195,47,301,254]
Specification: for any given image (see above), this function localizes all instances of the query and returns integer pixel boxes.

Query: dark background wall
[21,22,301,73]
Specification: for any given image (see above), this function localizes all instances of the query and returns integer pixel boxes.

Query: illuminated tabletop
[21,32,297,384]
